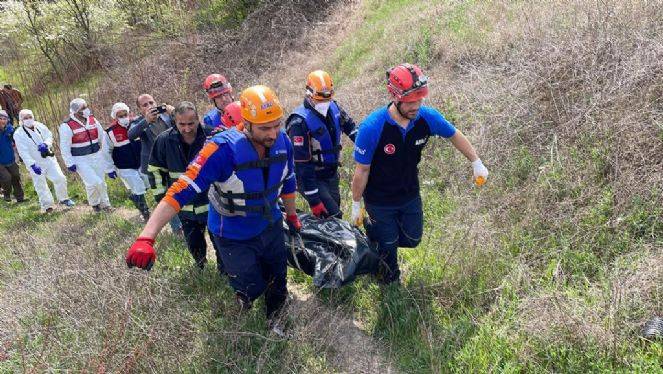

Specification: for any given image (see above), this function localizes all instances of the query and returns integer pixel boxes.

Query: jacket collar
[166,123,206,143]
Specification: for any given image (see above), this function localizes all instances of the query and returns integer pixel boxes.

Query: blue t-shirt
[353,105,457,205]
[354,105,456,165]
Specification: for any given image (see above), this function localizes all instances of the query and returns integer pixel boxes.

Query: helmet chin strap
[395,101,408,119]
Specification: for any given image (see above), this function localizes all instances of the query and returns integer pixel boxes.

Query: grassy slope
[310,0,662,372]
[1,0,662,372]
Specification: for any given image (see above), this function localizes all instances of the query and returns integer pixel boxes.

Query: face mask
[314,101,331,116]
[81,108,91,118]
[23,119,35,128]
[118,117,130,127]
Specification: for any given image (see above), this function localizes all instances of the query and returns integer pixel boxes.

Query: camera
[155,105,168,114]
[40,147,55,158]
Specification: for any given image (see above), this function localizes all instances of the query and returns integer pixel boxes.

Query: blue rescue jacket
[203,108,222,131]
[164,129,297,240]
[290,102,342,166]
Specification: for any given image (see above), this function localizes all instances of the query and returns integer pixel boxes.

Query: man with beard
[202,74,235,131]
[126,86,300,337]
[351,63,489,285]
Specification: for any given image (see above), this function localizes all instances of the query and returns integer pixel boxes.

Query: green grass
[3,0,662,372]
[331,0,446,86]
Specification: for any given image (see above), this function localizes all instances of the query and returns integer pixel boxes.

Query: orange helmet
[306,70,334,101]
[221,101,243,129]
[203,74,232,99]
[240,85,283,125]
[386,63,428,102]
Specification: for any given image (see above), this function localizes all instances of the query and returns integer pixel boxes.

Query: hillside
[1,0,661,372]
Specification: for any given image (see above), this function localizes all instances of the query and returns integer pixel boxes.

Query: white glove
[472,159,489,186]
[351,200,365,226]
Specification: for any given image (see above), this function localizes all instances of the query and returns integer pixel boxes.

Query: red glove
[286,214,302,234]
[310,202,329,218]
[126,237,156,270]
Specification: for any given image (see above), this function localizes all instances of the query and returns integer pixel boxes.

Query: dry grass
[92,0,346,125]
[0,208,199,371]
[431,0,663,358]
[2,0,662,371]
[516,245,662,349]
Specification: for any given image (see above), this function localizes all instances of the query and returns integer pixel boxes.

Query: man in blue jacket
[351,63,489,285]
[286,70,357,219]
[126,86,301,336]
[0,110,24,202]
[202,74,235,131]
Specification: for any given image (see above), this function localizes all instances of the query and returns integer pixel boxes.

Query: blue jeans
[364,196,423,283]
[212,220,288,318]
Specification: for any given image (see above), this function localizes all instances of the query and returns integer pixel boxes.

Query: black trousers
[0,163,24,201]
[180,216,224,273]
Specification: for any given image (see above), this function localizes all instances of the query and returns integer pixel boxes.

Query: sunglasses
[306,86,334,99]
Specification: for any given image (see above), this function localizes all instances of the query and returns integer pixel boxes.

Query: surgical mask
[82,108,92,118]
[23,119,35,128]
[314,101,331,116]
[118,117,130,127]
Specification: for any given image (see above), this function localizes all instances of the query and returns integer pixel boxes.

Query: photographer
[14,109,75,213]
[128,94,183,235]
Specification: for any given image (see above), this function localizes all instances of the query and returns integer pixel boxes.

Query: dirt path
[288,284,397,373]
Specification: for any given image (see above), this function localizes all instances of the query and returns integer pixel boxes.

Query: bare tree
[20,0,64,80]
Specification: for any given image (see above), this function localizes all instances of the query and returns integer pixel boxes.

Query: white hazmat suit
[13,109,72,212]
[58,98,112,209]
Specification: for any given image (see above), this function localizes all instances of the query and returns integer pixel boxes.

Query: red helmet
[221,101,243,129]
[386,63,429,102]
[203,74,232,99]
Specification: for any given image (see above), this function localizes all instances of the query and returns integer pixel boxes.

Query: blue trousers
[212,220,288,318]
[298,171,342,218]
[364,196,423,283]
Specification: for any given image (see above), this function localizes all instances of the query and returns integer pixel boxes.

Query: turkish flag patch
[293,136,304,146]
[384,143,396,154]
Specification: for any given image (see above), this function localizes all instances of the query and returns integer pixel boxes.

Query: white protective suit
[13,118,70,211]
[59,113,113,208]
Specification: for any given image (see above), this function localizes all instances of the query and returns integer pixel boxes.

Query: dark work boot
[130,194,151,221]
[138,194,150,221]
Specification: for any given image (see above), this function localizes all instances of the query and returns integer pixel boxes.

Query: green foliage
[452,324,521,373]
[195,0,262,30]
[2,0,661,372]
[332,0,445,86]
[115,0,187,36]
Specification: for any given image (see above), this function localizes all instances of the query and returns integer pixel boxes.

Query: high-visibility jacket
[148,125,211,221]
